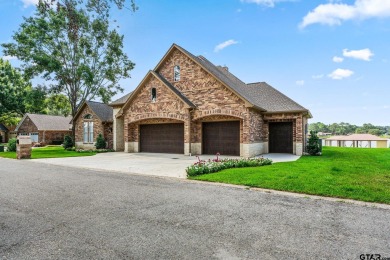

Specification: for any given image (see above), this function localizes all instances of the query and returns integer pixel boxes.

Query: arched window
[174,65,180,81]
[84,114,93,119]
[151,88,157,102]
[83,114,93,143]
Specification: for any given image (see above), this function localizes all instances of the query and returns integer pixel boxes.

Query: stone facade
[116,45,310,156]
[74,105,113,149]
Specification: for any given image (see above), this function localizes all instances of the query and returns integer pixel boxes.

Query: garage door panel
[269,122,293,153]
[140,123,184,154]
[203,121,240,156]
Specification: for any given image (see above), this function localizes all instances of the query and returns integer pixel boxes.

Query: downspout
[188,108,191,156]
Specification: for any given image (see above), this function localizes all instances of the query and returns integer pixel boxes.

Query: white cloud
[1,55,17,61]
[333,56,344,63]
[312,74,324,79]
[21,0,39,8]
[240,0,295,8]
[295,80,305,86]
[214,40,239,53]
[343,48,374,61]
[328,68,354,79]
[300,0,390,28]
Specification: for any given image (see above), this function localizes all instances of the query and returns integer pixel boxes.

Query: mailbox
[17,135,32,159]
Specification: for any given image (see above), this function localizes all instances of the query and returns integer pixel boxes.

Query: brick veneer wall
[17,116,39,135]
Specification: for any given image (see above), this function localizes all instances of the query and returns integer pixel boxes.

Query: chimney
[222,66,229,71]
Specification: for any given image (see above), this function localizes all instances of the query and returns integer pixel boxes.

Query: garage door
[140,123,184,153]
[203,121,240,156]
[269,122,293,153]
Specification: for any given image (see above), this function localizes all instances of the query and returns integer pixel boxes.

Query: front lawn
[191,147,390,204]
[0,146,96,159]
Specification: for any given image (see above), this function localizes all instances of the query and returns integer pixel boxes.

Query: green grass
[0,146,96,159]
[191,147,390,204]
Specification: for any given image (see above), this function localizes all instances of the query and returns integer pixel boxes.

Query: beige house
[102,44,312,156]
[324,134,388,148]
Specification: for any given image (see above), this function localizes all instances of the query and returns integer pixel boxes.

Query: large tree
[0,58,30,117]
[2,0,136,138]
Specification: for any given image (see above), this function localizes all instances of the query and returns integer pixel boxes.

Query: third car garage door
[269,122,293,153]
[140,123,184,154]
[203,121,240,156]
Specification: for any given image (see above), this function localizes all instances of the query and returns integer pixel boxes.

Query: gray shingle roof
[110,92,132,106]
[0,123,9,131]
[16,113,72,131]
[245,82,308,112]
[175,44,309,113]
[86,101,113,122]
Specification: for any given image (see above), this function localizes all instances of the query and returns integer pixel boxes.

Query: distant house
[15,113,72,145]
[0,123,9,143]
[324,134,389,148]
[72,101,113,149]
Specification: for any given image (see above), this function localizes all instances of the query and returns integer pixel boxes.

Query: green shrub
[7,138,17,152]
[95,134,106,149]
[186,157,272,177]
[63,135,73,149]
[306,131,322,155]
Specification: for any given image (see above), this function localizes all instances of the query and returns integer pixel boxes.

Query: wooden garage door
[140,123,184,154]
[269,122,293,153]
[203,121,240,156]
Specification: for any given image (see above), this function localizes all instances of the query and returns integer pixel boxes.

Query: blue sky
[1,0,390,126]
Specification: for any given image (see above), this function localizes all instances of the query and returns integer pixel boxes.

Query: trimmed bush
[186,157,272,177]
[63,135,73,150]
[95,134,106,149]
[307,131,322,156]
[7,138,17,152]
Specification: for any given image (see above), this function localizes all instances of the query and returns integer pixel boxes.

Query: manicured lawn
[0,146,96,159]
[191,147,390,204]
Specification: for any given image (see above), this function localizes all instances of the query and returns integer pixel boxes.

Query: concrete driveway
[32,152,300,178]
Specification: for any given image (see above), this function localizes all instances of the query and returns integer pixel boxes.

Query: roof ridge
[86,100,106,105]
[247,82,266,85]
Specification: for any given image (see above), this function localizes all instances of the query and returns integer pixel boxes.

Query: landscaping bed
[190,147,390,204]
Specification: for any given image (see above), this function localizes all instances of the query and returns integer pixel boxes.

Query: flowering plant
[187,154,272,177]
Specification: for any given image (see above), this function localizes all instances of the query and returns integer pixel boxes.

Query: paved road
[0,158,389,259]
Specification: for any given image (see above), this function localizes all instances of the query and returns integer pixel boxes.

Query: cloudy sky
[1,0,390,125]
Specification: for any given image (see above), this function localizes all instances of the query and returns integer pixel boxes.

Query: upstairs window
[151,88,157,102]
[174,65,180,81]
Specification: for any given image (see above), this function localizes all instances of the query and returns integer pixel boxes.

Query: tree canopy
[2,0,136,135]
[309,122,388,136]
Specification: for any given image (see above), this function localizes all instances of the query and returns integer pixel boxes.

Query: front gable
[16,115,38,133]
[155,45,248,115]
[123,72,191,123]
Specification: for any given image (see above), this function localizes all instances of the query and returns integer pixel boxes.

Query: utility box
[17,136,32,159]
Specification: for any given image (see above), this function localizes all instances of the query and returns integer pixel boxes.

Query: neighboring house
[72,101,114,149]
[15,113,72,145]
[108,44,311,156]
[0,123,9,143]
